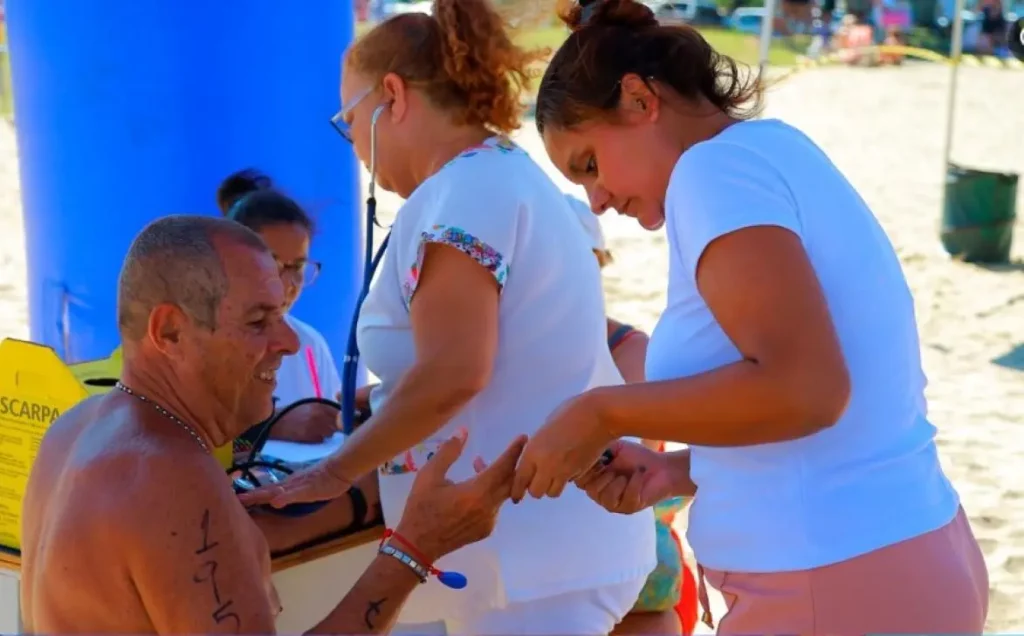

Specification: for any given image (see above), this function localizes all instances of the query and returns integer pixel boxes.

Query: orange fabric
[655,442,698,635]
[672,526,699,635]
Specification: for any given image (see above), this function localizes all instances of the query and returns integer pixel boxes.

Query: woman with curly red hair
[242,0,658,633]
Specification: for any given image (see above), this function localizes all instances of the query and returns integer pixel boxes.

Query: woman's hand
[338,384,377,429]
[237,453,356,509]
[572,439,679,515]
[510,390,614,502]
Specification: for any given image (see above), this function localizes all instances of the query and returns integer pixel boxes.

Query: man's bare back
[21,395,279,634]
[20,216,526,635]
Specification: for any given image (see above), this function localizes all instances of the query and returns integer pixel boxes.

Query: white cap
[564,194,607,251]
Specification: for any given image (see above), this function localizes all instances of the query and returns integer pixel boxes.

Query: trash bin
[940,164,1018,263]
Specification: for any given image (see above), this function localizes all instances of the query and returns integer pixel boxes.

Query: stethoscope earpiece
[340,101,391,435]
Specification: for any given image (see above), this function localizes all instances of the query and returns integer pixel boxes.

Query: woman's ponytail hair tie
[563,0,659,32]
[579,0,600,26]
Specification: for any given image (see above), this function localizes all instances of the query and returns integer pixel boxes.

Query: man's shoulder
[51,410,239,525]
[118,449,239,515]
[108,453,249,570]
[29,397,247,567]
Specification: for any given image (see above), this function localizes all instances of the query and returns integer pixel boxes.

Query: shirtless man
[20,215,526,634]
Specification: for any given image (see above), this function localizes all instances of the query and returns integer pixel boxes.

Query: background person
[217,170,342,444]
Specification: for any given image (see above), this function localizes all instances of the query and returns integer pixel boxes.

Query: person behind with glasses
[239,0,658,632]
[217,169,342,444]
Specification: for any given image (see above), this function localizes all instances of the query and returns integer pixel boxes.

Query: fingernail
[456,427,468,442]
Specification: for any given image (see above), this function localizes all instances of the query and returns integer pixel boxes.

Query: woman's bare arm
[608,319,648,385]
[325,243,499,482]
[594,226,851,447]
[252,472,379,554]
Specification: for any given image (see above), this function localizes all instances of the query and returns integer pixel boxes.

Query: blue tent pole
[5,1,361,366]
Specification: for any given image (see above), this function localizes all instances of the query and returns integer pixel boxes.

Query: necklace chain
[115,382,210,454]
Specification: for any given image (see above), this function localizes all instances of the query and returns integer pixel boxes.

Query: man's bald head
[117,215,269,342]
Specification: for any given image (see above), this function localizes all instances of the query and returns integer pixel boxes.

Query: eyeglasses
[330,86,375,143]
[278,260,322,287]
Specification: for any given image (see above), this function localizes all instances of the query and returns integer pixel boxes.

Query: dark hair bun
[559,0,658,32]
[216,169,273,215]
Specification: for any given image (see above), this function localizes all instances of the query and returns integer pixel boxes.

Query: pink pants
[698,507,989,635]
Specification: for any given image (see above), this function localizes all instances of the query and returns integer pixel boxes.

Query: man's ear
[146,304,188,356]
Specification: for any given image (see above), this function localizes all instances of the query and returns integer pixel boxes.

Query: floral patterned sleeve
[400,158,522,308]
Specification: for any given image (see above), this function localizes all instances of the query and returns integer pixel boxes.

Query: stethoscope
[340,103,391,436]
[232,105,391,515]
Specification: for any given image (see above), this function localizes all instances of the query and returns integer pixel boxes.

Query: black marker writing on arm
[192,508,241,632]
[364,597,387,630]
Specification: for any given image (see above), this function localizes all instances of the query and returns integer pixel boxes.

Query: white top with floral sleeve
[357,136,656,624]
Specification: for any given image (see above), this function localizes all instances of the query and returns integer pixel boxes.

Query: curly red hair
[348,0,547,134]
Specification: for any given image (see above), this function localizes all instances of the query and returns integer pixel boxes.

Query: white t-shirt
[358,137,656,623]
[647,119,959,573]
[273,314,342,407]
[565,194,608,251]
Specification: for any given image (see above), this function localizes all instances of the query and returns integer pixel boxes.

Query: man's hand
[571,439,679,515]
[354,384,374,416]
[270,403,339,444]
[395,432,527,562]
[336,384,376,430]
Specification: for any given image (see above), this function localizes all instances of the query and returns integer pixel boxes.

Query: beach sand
[2,62,1023,631]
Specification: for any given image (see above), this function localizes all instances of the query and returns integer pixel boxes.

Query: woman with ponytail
[239,0,657,633]
[516,0,989,633]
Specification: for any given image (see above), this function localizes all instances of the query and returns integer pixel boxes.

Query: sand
[2,62,1023,631]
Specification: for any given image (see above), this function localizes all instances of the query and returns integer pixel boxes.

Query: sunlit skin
[258,222,311,311]
[512,73,853,503]
[542,74,735,231]
[121,238,300,446]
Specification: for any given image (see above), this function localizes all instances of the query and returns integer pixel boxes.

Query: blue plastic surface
[438,571,468,589]
[6,1,362,364]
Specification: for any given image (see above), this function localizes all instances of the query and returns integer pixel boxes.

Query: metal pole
[758,0,777,77]
[940,0,966,175]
